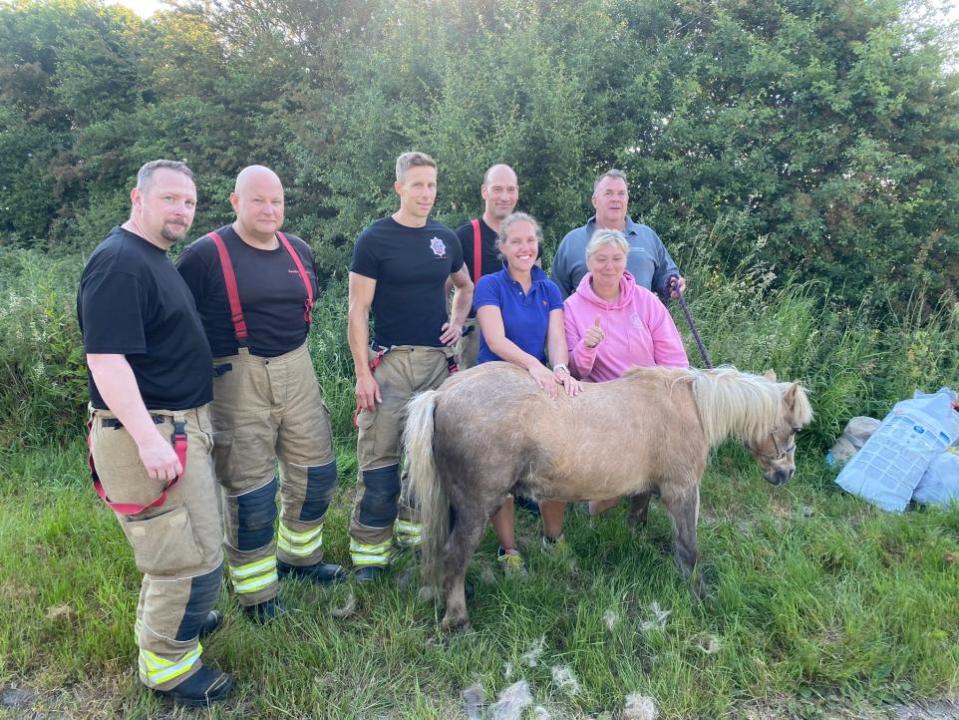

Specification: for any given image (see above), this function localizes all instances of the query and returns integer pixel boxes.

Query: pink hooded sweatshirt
[564,271,689,382]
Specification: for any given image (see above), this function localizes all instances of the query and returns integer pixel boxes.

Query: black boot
[278,560,347,585]
[198,610,222,638]
[243,597,287,624]
[154,666,233,707]
[353,566,387,584]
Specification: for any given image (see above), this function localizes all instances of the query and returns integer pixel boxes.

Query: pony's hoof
[688,571,708,600]
[441,616,472,634]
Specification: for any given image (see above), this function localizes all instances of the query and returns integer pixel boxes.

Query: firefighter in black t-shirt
[78,160,233,707]
[177,166,344,623]
[453,163,520,368]
[348,151,474,580]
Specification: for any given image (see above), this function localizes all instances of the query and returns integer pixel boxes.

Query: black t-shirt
[78,226,214,411]
[350,216,463,348]
[176,226,320,358]
[455,217,500,283]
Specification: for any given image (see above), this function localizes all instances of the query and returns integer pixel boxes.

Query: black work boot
[154,666,234,707]
[243,597,286,624]
[278,559,346,585]
[353,566,387,584]
[198,610,222,639]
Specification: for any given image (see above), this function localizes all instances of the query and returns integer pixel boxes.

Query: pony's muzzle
[765,467,794,486]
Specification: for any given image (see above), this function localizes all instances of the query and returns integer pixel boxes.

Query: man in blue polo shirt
[552,169,686,300]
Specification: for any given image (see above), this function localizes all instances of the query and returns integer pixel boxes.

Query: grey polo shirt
[551,216,679,298]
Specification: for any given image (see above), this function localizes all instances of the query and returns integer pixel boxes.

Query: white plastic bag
[836,388,959,512]
[913,446,959,507]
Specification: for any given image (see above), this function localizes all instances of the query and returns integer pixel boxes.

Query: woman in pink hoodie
[564,229,690,512]
[564,229,689,381]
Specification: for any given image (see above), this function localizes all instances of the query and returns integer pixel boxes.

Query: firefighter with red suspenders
[348,151,474,580]
[453,164,520,369]
[80,160,233,707]
[177,165,344,622]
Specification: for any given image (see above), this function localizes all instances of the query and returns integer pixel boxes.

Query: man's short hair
[593,168,629,195]
[137,160,195,191]
[395,151,437,181]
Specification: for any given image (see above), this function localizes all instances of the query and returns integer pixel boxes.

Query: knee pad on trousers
[235,476,278,552]
[358,465,400,528]
[174,562,224,642]
[299,461,338,522]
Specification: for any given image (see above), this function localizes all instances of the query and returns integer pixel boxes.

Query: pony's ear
[783,382,798,410]
[763,369,777,381]
[783,382,813,426]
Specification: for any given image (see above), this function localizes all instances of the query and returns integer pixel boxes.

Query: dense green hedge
[1,0,957,449]
[2,0,957,303]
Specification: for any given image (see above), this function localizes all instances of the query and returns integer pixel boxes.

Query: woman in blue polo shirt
[474,212,582,574]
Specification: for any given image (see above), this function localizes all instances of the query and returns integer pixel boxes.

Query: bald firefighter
[453,163,520,369]
[178,165,344,622]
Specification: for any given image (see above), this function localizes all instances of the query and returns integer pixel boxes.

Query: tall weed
[1,241,956,451]
[672,226,959,449]
[0,248,86,448]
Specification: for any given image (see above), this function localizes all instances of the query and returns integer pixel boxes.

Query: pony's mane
[687,366,810,447]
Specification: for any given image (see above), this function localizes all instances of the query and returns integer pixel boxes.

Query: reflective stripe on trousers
[139,644,202,686]
[277,521,323,558]
[349,538,393,567]
[228,555,278,595]
[394,519,422,547]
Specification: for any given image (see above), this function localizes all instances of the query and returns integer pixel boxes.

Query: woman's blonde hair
[585,229,629,261]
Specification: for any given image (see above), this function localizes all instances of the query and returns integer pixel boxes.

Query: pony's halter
[756,431,797,462]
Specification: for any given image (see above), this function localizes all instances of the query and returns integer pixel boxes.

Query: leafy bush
[673,225,959,450]
[2,0,957,304]
[0,248,86,448]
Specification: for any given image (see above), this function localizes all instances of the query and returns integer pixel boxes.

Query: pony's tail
[402,389,448,589]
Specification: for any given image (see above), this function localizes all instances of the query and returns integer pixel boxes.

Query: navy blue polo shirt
[474,265,564,364]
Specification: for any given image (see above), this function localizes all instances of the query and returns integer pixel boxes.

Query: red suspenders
[470,218,482,285]
[207,230,314,343]
[277,231,315,323]
[210,231,248,341]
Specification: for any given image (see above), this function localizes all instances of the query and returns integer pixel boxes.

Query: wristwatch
[553,363,569,374]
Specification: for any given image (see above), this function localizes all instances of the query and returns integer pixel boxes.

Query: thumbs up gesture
[584,315,605,348]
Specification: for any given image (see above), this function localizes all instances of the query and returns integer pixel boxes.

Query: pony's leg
[440,509,487,632]
[626,491,653,528]
[660,485,705,598]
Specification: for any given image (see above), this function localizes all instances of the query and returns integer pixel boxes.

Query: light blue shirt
[551,216,680,298]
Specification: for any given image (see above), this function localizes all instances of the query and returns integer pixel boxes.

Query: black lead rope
[666,276,713,370]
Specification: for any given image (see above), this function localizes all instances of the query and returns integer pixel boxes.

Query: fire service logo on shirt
[429,237,447,258]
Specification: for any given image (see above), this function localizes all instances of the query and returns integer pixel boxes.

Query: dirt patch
[735,695,959,720]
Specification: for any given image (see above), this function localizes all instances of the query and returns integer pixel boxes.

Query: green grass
[2,440,957,719]
[2,243,958,717]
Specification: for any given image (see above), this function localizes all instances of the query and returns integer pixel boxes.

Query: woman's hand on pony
[553,365,583,397]
[528,363,562,398]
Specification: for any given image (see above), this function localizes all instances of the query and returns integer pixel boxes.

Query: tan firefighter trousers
[89,405,223,691]
[350,345,453,568]
[212,343,338,606]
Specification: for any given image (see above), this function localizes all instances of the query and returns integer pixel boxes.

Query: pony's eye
[791,427,800,434]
